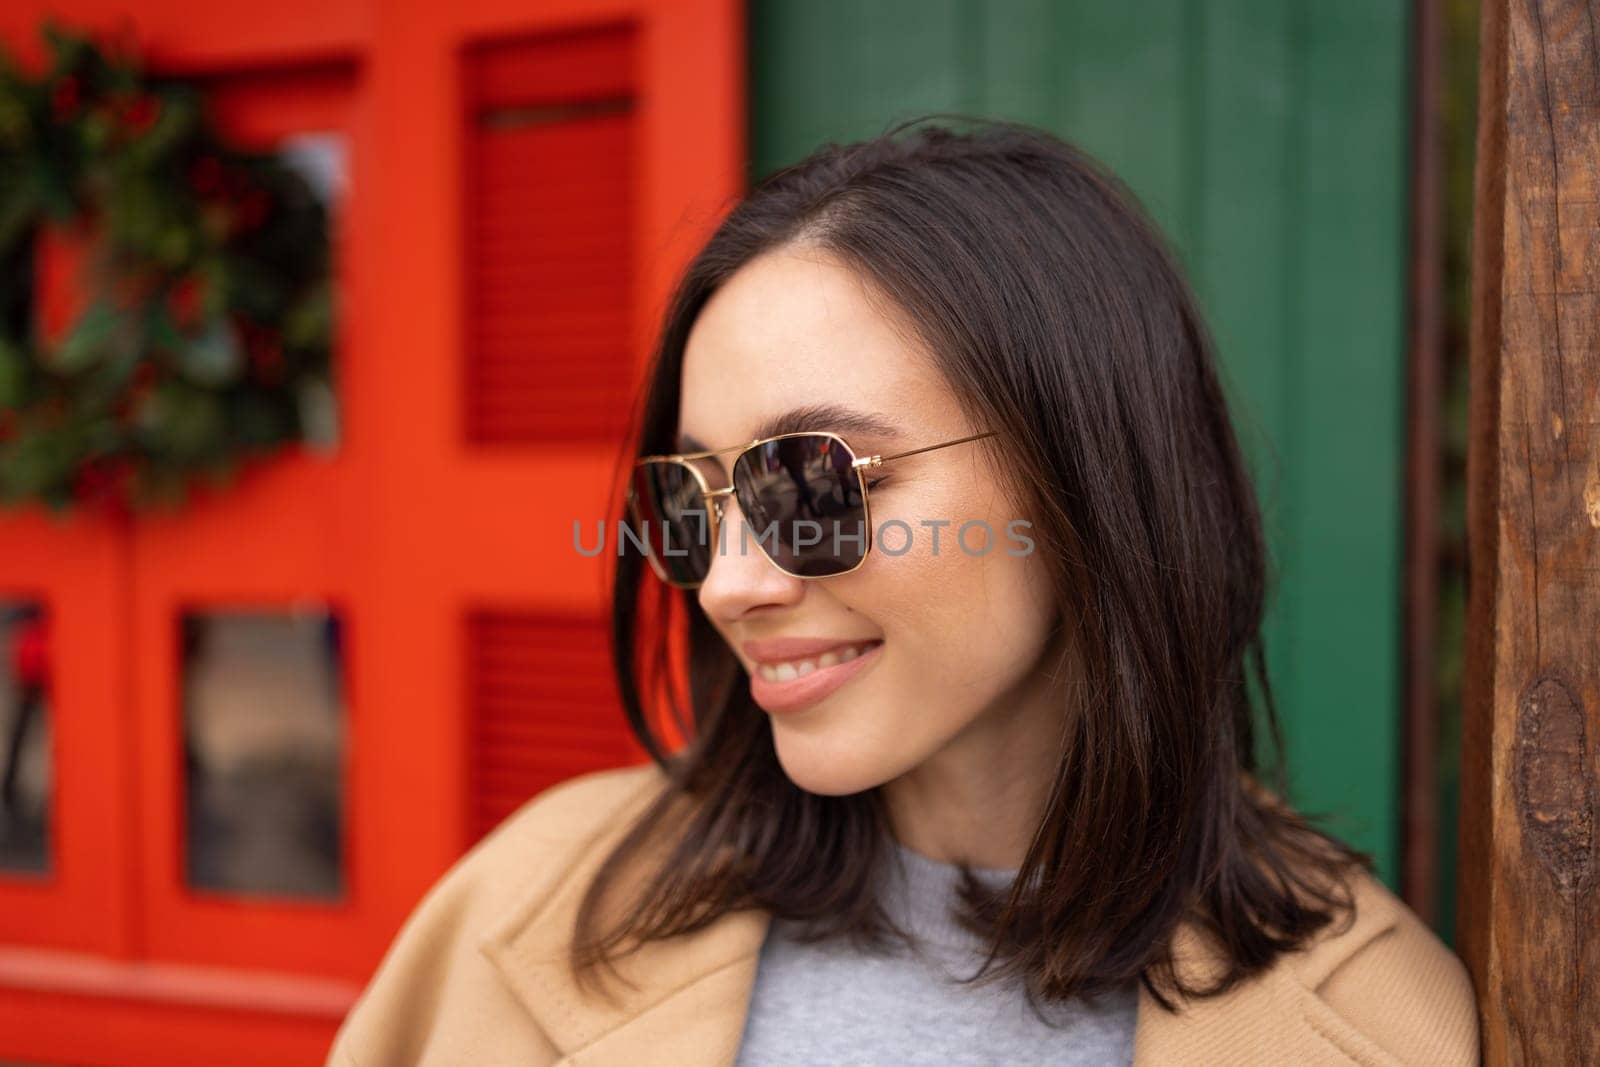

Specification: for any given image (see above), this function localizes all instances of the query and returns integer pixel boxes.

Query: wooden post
[1458,0,1600,1062]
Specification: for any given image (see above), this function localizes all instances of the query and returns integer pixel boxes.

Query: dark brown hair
[574,113,1370,1019]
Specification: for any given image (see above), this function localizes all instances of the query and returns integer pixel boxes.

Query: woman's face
[679,244,1065,822]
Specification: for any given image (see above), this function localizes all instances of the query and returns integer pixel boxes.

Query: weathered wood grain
[1459,0,1600,1062]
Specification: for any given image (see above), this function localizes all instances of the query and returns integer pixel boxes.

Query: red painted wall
[0,2,742,1062]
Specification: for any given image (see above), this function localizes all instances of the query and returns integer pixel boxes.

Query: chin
[769,728,887,797]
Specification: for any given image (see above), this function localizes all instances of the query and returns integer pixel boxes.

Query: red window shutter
[463,25,640,445]
[464,610,637,843]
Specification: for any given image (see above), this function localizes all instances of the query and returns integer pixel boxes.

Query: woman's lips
[748,641,884,715]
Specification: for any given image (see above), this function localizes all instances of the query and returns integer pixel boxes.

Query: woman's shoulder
[1151,862,1478,1065]
[325,762,671,1065]
[462,762,671,882]
[1223,776,1478,1062]
[1280,865,1479,1064]
[401,761,670,931]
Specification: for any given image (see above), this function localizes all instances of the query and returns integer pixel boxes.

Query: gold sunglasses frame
[626,428,999,588]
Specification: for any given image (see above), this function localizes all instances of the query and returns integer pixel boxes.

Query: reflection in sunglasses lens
[732,435,867,578]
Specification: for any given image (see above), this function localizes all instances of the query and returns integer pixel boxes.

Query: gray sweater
[733,839,1138,1065]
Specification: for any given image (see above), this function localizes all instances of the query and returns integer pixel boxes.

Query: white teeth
[757,642,878,683]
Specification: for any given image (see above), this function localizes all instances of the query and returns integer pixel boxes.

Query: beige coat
[327,763,1479,1066]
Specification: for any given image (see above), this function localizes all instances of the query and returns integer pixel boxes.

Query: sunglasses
[626,429,998,588]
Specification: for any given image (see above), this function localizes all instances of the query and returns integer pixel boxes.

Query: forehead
[677,246,954,451]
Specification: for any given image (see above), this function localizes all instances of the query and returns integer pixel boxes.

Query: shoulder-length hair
[572,113,1369,1017]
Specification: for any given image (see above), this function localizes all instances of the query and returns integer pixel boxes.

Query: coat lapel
[479,832,771,1067]
[1129,914,1403,1066]
[480,808,1402,1067]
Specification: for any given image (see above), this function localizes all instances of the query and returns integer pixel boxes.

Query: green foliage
[0,21,334,516]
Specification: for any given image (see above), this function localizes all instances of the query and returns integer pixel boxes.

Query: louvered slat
[463,610,636,843]
[462,25,639,445]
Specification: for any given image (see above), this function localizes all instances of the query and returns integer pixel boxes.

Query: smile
[749,640,884,716]
[755,640,880,682]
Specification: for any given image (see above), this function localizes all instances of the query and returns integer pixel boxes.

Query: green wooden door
[750,0,1411,886]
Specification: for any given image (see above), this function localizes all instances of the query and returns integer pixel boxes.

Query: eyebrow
[677,403,908,453]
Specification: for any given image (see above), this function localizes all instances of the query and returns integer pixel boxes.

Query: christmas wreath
[0,22,335,518]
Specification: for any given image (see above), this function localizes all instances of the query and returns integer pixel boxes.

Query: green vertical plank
[980,0,1067,130]
[1282,0,1410,883]
[1051,1,1192,251]
[750,0,978,180]
[1194,0,1294,514]
[850,1,967,127]
[1194,0,1296,782]
[746,0,823,180]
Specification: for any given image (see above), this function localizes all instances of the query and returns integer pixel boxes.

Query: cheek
[908,553,1053,700]
[767,494,1055,793]
[857,493,1054,707]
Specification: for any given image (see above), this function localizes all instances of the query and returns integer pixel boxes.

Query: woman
[328,116,1477,1065]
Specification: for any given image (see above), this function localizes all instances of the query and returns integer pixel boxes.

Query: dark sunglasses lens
[630,461,713,585]
[732,435,868,577]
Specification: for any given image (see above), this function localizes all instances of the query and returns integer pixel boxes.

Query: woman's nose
[697,492,805,619]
